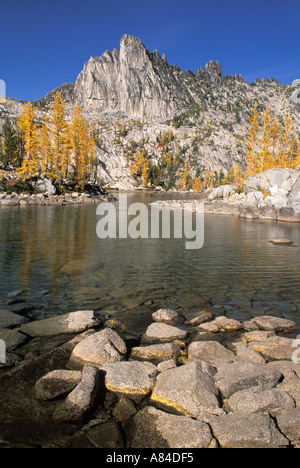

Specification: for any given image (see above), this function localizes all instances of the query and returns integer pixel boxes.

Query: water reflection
[0,193,299,327]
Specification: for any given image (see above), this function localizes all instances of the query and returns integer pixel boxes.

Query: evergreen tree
[1,118,20,166]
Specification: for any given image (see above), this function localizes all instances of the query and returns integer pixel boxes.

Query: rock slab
[151,362,221,419]
[53,366,99,422]
[68,328,127,370]
[102,361,157,400]
[35,370,82,401]
[214,359,283,398]
[210,413,289,448]
[130,406,213,448]
[20,310,98,337]
[143,323,188,343]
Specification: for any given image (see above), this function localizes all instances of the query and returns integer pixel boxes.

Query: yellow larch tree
[129,150,148,180]
[258,109,273,172]
[52,91,68,179]
[141,161,149,186]
[278,114,298,168]
[234,163,244,189]
[191,177,203,191]
[40,113,53,175]
[17,102,39,178]
[246,104,300,175]
[69,105,95,184]
[269,116,281,166]
[177,160,190,189]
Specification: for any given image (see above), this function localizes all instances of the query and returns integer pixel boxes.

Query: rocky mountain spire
[73,34,183,120]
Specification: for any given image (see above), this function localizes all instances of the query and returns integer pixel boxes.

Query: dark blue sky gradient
[1,0,300,101]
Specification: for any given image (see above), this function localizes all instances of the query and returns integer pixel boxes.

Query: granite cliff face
[0,34,299,189]
[72,34,297,125]
[73,34,185,120]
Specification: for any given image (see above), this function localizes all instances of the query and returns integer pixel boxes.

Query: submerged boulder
[20,310,99,337]
[152,309,185,326]
[243,316,297,334]
[35,369,82,401]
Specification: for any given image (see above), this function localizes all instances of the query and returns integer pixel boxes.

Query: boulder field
[0,307,299,448]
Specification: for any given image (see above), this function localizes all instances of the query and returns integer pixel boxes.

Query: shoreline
[0,308,299,448]
[151,198,300,223]
[1,189,299,224]
[0,191,116,207]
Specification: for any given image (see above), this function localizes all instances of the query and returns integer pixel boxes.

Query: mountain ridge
[0,34,299,190]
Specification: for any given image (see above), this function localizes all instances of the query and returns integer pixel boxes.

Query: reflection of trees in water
[0,205,97,292]
[0,201,300,318]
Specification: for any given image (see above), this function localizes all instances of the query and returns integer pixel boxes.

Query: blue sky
[1,0,300,101]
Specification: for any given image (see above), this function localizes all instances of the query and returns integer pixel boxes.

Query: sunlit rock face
[73,34,183,120]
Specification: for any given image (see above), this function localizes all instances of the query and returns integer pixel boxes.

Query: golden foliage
[17,102,39,177]
[246,103,299,176]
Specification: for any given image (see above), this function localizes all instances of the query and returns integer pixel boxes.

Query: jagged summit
[38,34,259,123]
[73,34,182,120]
[1,34,296,190]
[72,34,236,121]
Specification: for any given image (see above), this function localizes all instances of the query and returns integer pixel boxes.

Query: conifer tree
[191,176,203,191]
[40,114,52,175]
[52,91,68,179]
[279,114,297,168]
[141,161,149,186]
[1,118,20,166]
[69,105,95,184]
[17,102,39,177]
[129,150,148,180]
[269,116,281,166]
[258,109,273,172]
[177,160,190,189]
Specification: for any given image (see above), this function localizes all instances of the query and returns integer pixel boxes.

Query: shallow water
[0,192,300,331]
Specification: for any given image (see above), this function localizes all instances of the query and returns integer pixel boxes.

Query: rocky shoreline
[0,307,300,448]
[151,167,300,223]
[151,198,300,223]
[0,191,116,207]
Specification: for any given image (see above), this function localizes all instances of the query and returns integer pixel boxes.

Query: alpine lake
[1,191,300,338]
